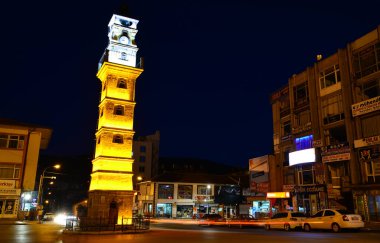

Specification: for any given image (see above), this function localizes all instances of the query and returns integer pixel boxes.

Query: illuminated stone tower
[87,14,143,224]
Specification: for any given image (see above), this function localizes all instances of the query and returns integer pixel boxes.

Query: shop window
[320,64,341,89]
[353,42,380,79]
[114,105,124,116]
[176,205,193,218]
[361,114,380,137]
[177,185,193,199]
[117,78,127,89]
[112,135,123,144]
[158,184,174,199]
[0,134,25,149]
[156,203,172,218]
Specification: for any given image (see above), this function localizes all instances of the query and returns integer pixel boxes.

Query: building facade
[0,119,51,219]
[87,14,143,224]
[271,25,380,221]
[137,172,241,219]
[132,130,160,186]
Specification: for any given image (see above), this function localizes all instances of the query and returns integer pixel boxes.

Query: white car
[264,211,307,231]
[303,209,364,233]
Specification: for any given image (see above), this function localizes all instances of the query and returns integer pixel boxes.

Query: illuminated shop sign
[354,135,380,148]
[289,148,316,166]
[352,95,380,117]
[267,192,290,198]
[0,180,15,189]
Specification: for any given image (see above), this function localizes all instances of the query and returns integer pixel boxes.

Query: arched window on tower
[113,135,124,144]
[117,79,127,89]
[114,105,124,116]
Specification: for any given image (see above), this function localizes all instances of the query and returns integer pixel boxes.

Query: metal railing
[65,216,150,232]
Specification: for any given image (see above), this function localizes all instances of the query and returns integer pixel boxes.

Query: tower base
[87,190,135,225]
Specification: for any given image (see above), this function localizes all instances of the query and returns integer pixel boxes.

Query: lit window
[320,65,341,89]
[295,135,313,150]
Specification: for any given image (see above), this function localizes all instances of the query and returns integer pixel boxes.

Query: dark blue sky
[2,0,380,168]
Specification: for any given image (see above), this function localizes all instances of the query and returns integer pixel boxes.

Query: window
[140,145,146,153]
[321,93,344,125]
[282,121,291,137]
[360,78,380,100]
[294,82,309,107]
[361,114,380,137]
[0,134,25,149]
[294,110,311,127]
[97,137,101,144]
[139,166,145,173]
[139,156,146,162]
[112,135,123,144]
[0,164,21,179]
[325,126,347,145]
[114,105,124,116]
[353,42,380,79]
[313,211,324,217]
[117,78,127,89]
[297,165,315,185]
[324,210,335,216]
[320,65,341,89]
[158,184,174,199]
[283,150,290,167]
[177,185,193,199]
[100,107,104,117]
[197,185,211,195]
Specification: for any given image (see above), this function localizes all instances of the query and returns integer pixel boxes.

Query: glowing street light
[37,164,60,207]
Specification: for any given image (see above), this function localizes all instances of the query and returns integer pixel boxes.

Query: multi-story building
[0,119,52,219]
[132,131,160,185]
[137,172,241,219]
[271,25,380,221]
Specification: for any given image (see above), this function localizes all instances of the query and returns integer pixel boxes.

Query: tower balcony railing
[98,50,144,70]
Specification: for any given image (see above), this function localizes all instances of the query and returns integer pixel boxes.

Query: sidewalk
[0,219,40,225]
[363,221,380,232]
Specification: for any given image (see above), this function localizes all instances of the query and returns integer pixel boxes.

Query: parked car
[302,209,364,233]
[198,214,226,226]
[227,214,258,228]
[264,211,306,231]
[42,213,55,221]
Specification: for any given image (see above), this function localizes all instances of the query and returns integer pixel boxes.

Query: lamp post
[207,185,211,214]
[37,164,60,207]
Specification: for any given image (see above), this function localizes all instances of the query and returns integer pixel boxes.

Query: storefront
[352,141,380,221]
[0,186,21,219]
[156,203,172,218]
[176,204,194,218]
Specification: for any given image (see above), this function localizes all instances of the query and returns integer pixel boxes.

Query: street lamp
[207,185,211,214]
[37,164,60,207]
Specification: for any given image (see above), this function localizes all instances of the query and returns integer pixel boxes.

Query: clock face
[119,36,129,44]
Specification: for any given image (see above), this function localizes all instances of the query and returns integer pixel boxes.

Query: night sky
[2,0,380,168]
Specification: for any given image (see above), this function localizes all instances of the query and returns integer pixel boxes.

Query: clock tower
[87,14,143,224]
